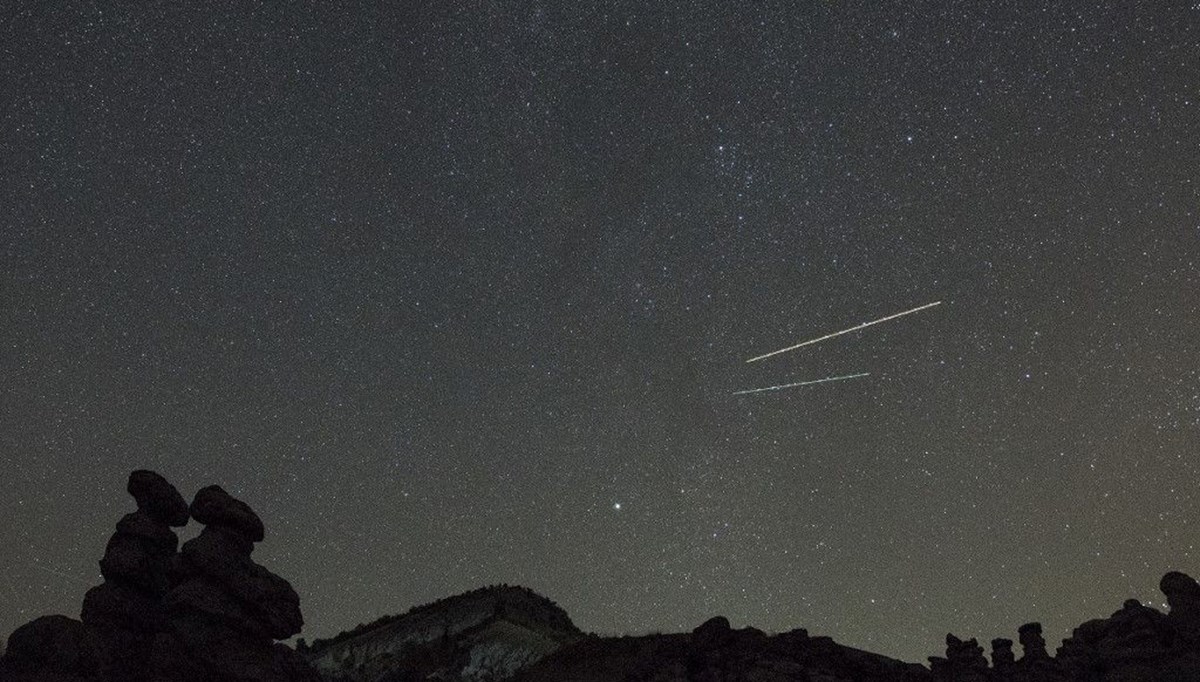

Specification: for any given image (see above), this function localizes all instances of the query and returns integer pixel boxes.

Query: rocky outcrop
[156,484,312,681]
[991,638,1015,674]
[923,576,1200,682]
[514,618,929,682]
[0,471,317,682]
[304,585,582,682]
[517,571,1200,682]
[8,470,1200,682]
[929,634,990,681]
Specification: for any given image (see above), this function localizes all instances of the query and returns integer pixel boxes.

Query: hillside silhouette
[3,471,1200,681]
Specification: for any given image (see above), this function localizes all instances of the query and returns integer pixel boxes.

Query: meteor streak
[732,372,870,396]
[746,301,942,363]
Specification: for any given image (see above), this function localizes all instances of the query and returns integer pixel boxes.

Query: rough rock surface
[2,615,108,678]
[304,585,582,682]
[190,485,266,542]
[9,470,1200,682]
[925,578,1200,682]
[514,620,929,682]
[0,470,317,682]
[128,469,190,527]
[929,633,990,681]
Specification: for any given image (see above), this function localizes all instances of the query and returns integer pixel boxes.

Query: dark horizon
[2,1,1198,665]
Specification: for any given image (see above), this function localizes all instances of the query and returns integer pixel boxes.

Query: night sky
[2,2,1198,664]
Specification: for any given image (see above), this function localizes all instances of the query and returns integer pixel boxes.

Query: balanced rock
[1018,622,1049,661]
[175,497,302,639]
[1161,570,1200,642]
[128,469,189,527]
[0,470,317,682]
[160,483,308,679]
[97,511,179,596]
[190,485,265,542]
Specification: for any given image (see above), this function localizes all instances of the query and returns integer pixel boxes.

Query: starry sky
[2,1,1198,664]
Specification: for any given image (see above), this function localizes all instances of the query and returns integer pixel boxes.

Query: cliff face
[303,585,582,682]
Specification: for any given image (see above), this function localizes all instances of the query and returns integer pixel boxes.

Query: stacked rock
[0,471,317,682]
[990,638,1014,675]
[929,633,989,681]
[1054,616,1106,676]
[1161,571,1200,643]
[1013,622,1069,680]
[1017,623,1048,662]
[158,485,313,680]
[81,470,190,679]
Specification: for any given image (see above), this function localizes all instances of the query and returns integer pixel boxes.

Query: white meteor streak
[732,372,870,396]
[747,301,942,363]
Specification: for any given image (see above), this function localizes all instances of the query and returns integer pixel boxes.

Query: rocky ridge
[510,573,1200,682]
[302,584,582,681]
[5,472,1200,682]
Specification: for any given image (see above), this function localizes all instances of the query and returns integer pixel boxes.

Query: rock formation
[990,638,1014,674]
[929,633,990,681]
[926,578,1200,682]
[515,618,929,682]
[0,471,317,682]
[8,470,1200,682]
[304,584,582,682]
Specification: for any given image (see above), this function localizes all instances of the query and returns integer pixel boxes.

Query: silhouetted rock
[156,485,309,679]
[190,485,265,542]
[692,615,733,648]
[96,512,178,596]
[516,618,929,682]
[929,633,988,681]
[1161,570,1200,642]
[1018,622,1048,661]
[2,615,107,677]
[128,469,189,527]
[0,470,317,682]
[81,581,167,633]
[12,470,1200,682]
[991,637,1014,671]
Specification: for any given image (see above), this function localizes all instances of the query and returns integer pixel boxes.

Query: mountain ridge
[302,584,583,682]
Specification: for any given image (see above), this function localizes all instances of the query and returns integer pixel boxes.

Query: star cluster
[2,2,1198,662]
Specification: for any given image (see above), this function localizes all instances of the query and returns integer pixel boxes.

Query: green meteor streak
[732,372,871,396]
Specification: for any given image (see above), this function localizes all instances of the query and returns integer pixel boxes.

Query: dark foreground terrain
[4,471,1199,681]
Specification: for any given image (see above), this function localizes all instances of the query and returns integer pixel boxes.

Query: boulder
[190,485,265,542]
[1,470,314,682]
[2,615,107,676]
[692,616,733,649]
[176,523,303,639]
[97,512,177,596]
[1161,571,1200,642]
[180,525,255,579]
[165,578,273,640]
[127,470,189,527]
